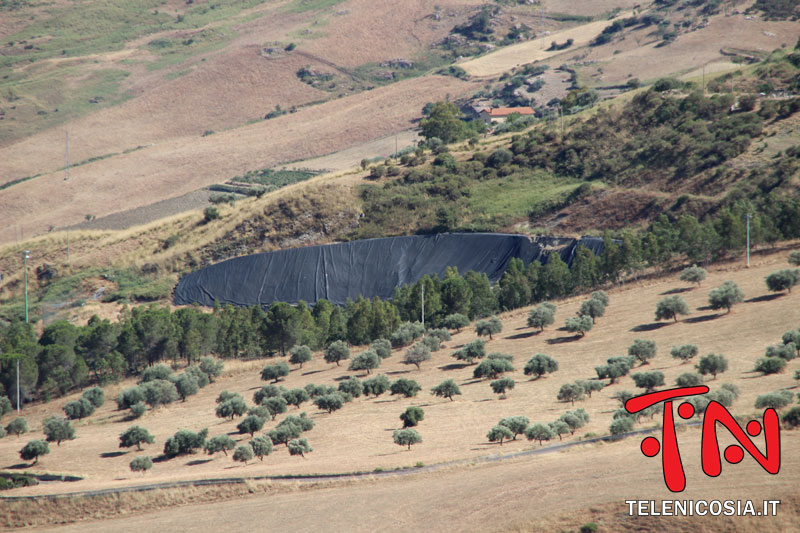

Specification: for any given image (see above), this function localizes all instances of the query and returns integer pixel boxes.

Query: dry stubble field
[2,249,799,531]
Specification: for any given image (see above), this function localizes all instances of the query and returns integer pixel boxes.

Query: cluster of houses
[461,104,535,124]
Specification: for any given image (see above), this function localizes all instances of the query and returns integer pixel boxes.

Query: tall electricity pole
[64,131,70,181]
[18,250,29,413]
[745,213,752,267]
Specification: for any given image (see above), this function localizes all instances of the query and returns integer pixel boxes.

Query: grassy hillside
[1,250,799,531]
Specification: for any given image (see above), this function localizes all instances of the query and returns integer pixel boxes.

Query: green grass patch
[281,0,347,14]
[467,174,585,227]
[230,168,319,188]
[0,67,132,145]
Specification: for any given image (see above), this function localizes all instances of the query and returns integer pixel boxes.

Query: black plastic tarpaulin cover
[173,233,605,308]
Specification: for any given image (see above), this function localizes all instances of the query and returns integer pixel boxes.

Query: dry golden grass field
[2,249,799,531]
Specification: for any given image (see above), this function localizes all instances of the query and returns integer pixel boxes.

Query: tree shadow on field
[301,369,325,377]
[462,379,485,386]
[546,335,582,344]
[505,331,537,340]
[661,287,692,295]
[387,370,412,375]
[438,363,470,371]
[472,398,493,403]
[186,459,213,466]
[5,463,32,470]
[746,294,783,303]
[332,375,352,382]
[100,451,126,459]
[684,313,722,324]
[374,399,396,404]
[630,322,669,332]
[152,455,171,464]
[696,305,714,311]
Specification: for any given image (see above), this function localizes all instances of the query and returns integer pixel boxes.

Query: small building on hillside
[480,106,535,124]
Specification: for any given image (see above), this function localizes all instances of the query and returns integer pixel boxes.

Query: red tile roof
[486,107,535,117]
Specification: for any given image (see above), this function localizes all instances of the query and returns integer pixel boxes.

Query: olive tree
[363,374,391,397]
[708,281,744,313]
[119,426,155,451]
[82,387,105,408]
[260,362,290,383]
[43,416,75,446]
[338,377,363,398]
[754,357,787,375]
[233,444,255,465]
[475,316,502,340]
[679,265,707,287]
[431,379,461,401]
[655,296,689,322]
[527,303,556,332]
[64,398,95,420]
[559,409,589,435]
[141,380,179,407]
[557,383,585,405]
[283,388,310,408]
[199,357,224,382]
[216,396,247,420]
[250,436,273,460]
[288,438,313,457]
[579,298,606,324]
[390,378,422,398]
[696,353,728,379]
[130,456,153,474]
[490,376,515,398]
[314,393,346,413]
[237,415,266,436]
[370,339,393,359]
[595,356,634,384]
[523,354,558,379]
[766,269,800,294]
[577,379,605,397]
[349,350,381,374]
[628,339,656,366]
[675,372,703,387]
[564,315,593,337]
[453,339,486,364]
[549,420,571,440]
[20,440,49,464]
[393,428,422,450]
[289,345,312,368]
[172,373,199,402]
[670,344,698,363]
[631,371,665,392]
[6,417,27,436]
[783,406,800,429]
[324,341,350,366]
[205,434,236,456]
[499,416,529,440]
[487,425,514,445]
[609,416,635,436]
[473,358,514,380]
[525,423,554,446]
[766,343,797,361]
[400,406,424,428]
[754,391,793,410]
[788,251,800,266]
[163,428,208,457]
[404,342,432,369]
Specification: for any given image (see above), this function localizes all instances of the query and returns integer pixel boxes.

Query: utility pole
[421,283,425,329]
[702,64,705,96]
[19,250,29,413]
[745,213,752,267]
[64,131,70,181]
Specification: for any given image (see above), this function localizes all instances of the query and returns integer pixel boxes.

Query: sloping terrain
[1,250,798,531]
